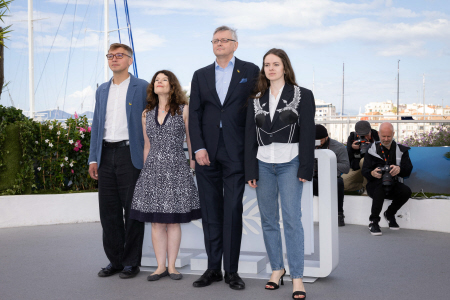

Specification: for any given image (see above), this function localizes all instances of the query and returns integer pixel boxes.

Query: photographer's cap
[355,120,371,136]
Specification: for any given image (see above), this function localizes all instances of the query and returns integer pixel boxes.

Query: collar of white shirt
[215,56,235,70]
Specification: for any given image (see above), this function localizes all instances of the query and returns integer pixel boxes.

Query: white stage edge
[3,193,448,233]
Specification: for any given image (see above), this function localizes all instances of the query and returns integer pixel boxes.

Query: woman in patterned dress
[130,70,201,281]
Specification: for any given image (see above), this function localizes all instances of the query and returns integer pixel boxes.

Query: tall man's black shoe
[98,263,122,277]
[119,266,140,279]
[225,272,245,290]
[193,269,223,287]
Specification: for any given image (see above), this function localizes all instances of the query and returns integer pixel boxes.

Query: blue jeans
[255,156,304,278]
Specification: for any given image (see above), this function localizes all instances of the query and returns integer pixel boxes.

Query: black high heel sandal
[292,291,306,299]
[265,269,286,290]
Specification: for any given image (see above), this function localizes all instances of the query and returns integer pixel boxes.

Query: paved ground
[1,222,449,300]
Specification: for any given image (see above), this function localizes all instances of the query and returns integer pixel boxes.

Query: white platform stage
[141,149,339,282]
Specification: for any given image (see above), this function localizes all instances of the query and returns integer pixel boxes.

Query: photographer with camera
[313,125,350,226]
[342,120,379,194]
[362,122,413,236]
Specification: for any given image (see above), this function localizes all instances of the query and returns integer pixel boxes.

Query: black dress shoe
[98,263,123,277]
[224,272,245,290]
[192,269,223,287]
[119,266,140,279]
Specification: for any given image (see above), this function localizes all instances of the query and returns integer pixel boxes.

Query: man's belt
[103,140,130,148]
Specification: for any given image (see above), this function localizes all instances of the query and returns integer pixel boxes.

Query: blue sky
[2,0,450,115]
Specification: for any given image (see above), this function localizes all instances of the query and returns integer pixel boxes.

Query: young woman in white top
[245,48,316,299]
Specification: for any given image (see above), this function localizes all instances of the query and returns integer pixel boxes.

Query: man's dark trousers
[196,130,244,273]
[98,144,145,268]
[367,181,411,222]
[313,177,345,214]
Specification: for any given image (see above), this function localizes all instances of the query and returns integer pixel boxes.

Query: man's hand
[351,140,360,150]
[89,163,99,180]
[389,165,400,176]
[195,149,210,166]
[248,179,257,188]
[371,167,382,179]
[299,178,308,183]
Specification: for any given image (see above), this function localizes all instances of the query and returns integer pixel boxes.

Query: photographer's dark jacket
[361,141,413,184]
[346,129,379,170]
[245,84,316,181]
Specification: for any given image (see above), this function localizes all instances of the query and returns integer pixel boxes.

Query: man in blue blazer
[189,26,259,290]
[88,43,148,279]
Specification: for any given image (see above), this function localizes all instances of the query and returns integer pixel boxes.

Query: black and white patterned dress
[130,105,201,223]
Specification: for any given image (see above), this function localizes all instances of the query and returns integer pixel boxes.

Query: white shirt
[257,86,299,163]
[103,76,130,142]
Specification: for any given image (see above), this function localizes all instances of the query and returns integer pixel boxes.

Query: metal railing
[315,115,450,143]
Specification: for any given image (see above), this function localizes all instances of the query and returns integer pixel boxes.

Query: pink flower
[74,112,78,119]
[80,127,86,132]
[87,127,91,132]
[74,147,80,152]
[71,169,74,174]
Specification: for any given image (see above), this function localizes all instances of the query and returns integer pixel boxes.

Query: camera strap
[380,145,390,164]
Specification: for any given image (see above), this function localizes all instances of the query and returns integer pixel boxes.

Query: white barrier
[141,149,339,280]
[0,193,99,228]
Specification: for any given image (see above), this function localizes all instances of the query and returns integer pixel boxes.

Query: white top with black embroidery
[257,85,299,164]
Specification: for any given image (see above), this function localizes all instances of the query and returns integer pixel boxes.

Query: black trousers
[366,180,411,222]
[313,177,344,214]
[195,131,245,273]
[98,145,145,268]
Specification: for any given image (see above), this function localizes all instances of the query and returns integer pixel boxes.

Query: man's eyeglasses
[211,38,236,45]
[106,53,131,60]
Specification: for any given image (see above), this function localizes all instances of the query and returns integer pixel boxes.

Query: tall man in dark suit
[88,43,148,279]
[189,26,260,290]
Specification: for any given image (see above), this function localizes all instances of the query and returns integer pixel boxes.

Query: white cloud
[244,18,450,56]
[108,28,166,52]
[58,85,96,114]
[135,0,383,29]
[11,31,103,52]
[6,9,85,33]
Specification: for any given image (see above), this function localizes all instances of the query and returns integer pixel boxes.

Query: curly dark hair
[251,48,297,99]
[146,70,188,116]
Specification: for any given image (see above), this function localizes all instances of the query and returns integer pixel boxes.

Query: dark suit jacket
[88,74,149,169]
[245,84,316,181]
[189,57,260,162]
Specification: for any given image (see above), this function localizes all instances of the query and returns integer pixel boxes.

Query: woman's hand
[248,179,258,188]
[299,178,308,183]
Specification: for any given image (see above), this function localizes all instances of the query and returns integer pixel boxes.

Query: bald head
[379,122,395,149]
[379,122,394,133]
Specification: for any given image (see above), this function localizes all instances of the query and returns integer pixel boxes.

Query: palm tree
[1,0,13,99]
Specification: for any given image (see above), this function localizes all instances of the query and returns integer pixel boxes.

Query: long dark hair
[251,48,297,99]
[146,70,188,116]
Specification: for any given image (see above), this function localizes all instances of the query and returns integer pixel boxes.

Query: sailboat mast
[104,0,109,82]
[28,0,34,118]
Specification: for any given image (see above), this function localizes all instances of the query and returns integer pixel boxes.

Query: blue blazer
[189,57,260,162]
[88,73,149,169]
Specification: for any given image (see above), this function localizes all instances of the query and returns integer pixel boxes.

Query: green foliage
[0,0,13,46]
[34,115,97,191]
[0,124,20,190]
[0,106,36,194]
[0,105,97,195]
[401,125,450,147]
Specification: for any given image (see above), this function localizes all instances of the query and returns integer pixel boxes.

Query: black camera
[379,165,394,193]
[355,138,370,155]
